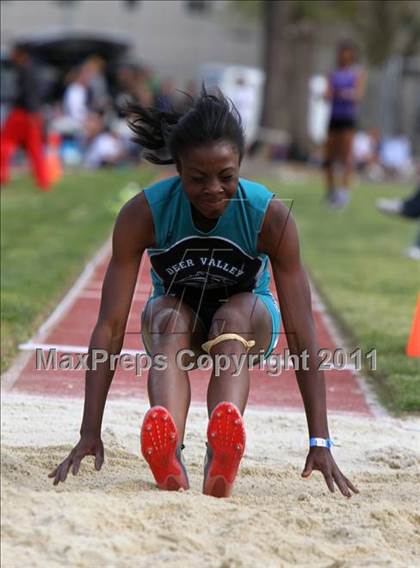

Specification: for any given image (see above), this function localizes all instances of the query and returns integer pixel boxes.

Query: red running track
[10,250,373,416]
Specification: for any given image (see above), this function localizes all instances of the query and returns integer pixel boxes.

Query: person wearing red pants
[0,44,50,191]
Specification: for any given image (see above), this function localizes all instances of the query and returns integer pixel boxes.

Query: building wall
[1,0,262,83]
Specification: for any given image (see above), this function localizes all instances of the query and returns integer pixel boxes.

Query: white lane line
[18,342,146,357]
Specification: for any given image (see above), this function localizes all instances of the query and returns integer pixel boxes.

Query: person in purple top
[324,41,366,209]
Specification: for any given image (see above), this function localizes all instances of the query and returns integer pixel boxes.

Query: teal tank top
[142,175,274,302]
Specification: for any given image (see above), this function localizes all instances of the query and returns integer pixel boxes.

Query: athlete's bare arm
[49,192,154,485]
[324,75,333,101]
[355,68,366,101]
[258,198,358,497]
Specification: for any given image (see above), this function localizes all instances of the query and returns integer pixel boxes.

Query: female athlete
[49,88,358,499]
[324,40,366,209]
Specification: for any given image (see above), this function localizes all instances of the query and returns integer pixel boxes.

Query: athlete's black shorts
[328,117,356,131]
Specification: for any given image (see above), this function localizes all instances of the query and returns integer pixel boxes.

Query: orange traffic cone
[46,132,63,185]
[406,293,420,357]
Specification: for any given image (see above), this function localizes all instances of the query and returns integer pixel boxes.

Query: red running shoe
[141,406,189,491]
[203,402,246,498]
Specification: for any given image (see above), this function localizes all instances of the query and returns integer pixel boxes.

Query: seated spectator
[353,127,379,170]
[379,131,413,178]
[82,112,124,169]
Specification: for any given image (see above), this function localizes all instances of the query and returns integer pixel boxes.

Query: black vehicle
[6,29,133,104]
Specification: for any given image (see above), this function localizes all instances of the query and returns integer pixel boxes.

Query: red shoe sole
[141,406,189,491]
[203,402,246,498]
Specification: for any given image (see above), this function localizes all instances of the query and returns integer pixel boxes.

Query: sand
[1,393,420,568]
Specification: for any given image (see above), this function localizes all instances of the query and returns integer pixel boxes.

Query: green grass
[2,168,419,413]
[263,173,420,414]
[1,168,155,373]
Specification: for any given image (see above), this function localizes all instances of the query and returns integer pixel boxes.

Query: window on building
[125,0,141,9]
[185,1,211,14]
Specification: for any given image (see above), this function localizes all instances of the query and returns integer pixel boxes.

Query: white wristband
[309,437,333,449]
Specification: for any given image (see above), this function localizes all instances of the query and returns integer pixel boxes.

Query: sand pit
[1,393,420,567]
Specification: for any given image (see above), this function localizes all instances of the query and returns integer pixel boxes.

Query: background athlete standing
[324,41,366,209]
[49,89,358,499]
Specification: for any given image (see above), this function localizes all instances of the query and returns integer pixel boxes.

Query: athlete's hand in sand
[301,447,359,498]
[48,436,104,485]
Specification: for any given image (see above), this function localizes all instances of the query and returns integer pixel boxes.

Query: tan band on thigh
[201,333,256,354]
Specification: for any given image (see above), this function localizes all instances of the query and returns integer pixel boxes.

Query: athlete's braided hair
[125,85,245,165]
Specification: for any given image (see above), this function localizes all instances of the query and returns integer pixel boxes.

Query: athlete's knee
[209,306,251,337]
[203,310,254,356]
